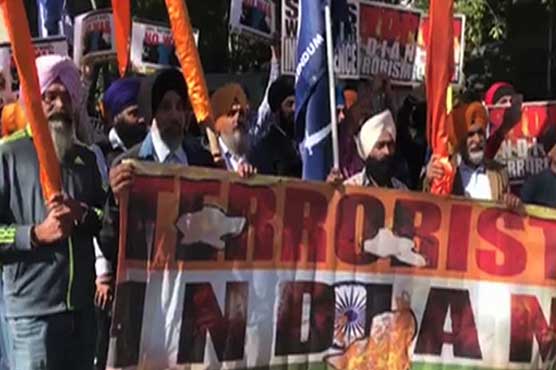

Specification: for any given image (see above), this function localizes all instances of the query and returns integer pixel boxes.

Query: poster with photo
[230,0,276,40]
[73,9,116,66]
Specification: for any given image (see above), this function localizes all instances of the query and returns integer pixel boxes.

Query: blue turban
[103,77,142,119]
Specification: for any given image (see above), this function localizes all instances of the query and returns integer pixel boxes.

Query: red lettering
[447,204,472,271]
[510,295,556,363]
[281,188,328,263]
[476,209,526,276]
[530,218,556,280]
[226,183,276,261]
[415,288,482,359]
[392,199,441,268]
[335,194,384,265]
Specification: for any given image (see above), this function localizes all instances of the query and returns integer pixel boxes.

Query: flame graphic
[326,294,416,370]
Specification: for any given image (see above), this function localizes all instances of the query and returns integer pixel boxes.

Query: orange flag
[165,0,213,123]
[112,0,131,77]
[0,0,61,201]
[426,0,455,195]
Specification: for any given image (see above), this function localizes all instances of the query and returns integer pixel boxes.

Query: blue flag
[295,0,333,181]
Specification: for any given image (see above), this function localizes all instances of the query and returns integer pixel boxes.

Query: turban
[1,102,26,137]
[138,68,189,125]
[268,76,294,113]
[354,109,396,160]
[450,102,488,147]
[103,77,141,119]
[484,82,515,105]
[34,55,81,110]
[210,83,248,121]
[540,124,556,154]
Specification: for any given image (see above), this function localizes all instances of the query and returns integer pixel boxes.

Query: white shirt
[460,163,492,200]
[108,127,126,151]
[218,136,246,172]
[151,124,188,165]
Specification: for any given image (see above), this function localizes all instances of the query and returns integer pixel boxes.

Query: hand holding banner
[0,0,61,201]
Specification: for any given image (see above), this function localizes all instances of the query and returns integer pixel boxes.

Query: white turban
[34,54,81,110]
[354,109,397,159]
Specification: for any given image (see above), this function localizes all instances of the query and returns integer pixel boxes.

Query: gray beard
[49,119,74,163]
[221,130,249,156]
[467,150,485,166]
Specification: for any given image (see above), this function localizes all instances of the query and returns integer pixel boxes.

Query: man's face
[464,122,486,166]
[280,95,295,124]
[154,90,187,150]
[368,131,396,162]
[42,80,73,124]
[116,105,143,127]
[114,104,147,148]
[216,103,249,152]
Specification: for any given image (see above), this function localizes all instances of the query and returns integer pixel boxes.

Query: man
[249,76,301,178]
[0,55,105,369]
[330,109,407,189]
[426,102,520,208]
[521,125,556,208]
[211,83,255,173]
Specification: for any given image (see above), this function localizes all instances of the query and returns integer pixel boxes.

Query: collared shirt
[108,127,126,151]
[218,136,246,172]
[459,162,492,200]
[150,125,188,165]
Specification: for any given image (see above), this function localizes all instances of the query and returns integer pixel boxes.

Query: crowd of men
[0,41,555,370]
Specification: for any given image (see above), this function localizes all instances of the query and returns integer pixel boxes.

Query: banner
[73,9,116,66]
[488,101,556,188]
[413,15,465,85]
[0,36,68,98]
[229,0,276,40]
[281,0,359,79]
[358,1,420,84]
[130,20,181,74]
[109,162,556,370]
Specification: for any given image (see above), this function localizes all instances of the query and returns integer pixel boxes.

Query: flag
[425,0,455,195]
[0,0,61,201]
[112,0,131,77]
[295,0,333,181]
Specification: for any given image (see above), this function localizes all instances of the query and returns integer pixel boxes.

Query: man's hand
[32,203,74,245]
[426,155,445,181]
[109,163,135,203]
[237,162,257,178]
[503,193,523,213]
[327,168,344,185]
[95,280,114,311]
[500,94,523,133]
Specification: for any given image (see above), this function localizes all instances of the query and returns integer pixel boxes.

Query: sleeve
[77,152,107,237]
[0,151,33,254]
[98,192,119,264]
[254,58,280,135]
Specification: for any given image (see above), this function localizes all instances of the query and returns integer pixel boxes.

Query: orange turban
[1,102,26,137]
[449,102,488,149]
[343,90,358,110]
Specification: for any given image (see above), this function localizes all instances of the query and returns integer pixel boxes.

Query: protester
[329,109,407,189]
[1,102,27,137]
[249,76,301,178]
[484,82,516,106]
[521,124,556,208]
[425,102,521,209]
[212,83,257,174]
[0,54,105,369]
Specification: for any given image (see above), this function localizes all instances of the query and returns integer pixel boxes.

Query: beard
[220,128,249,156]
[48,114,74,163]
[365,155,395,187]
[466,149,485,166]
[279,110,295,138]
[159,121,184,152]
[115,121,147,149]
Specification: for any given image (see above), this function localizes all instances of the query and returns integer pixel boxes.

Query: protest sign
[281,0,359,79]
[488,101,556,189]
[0,36,67,97]
[358,1,420,84]
[108,162,556,370]
[73,9,116,66]
[131,20,180,74]
[230,0,276,40]
[413,14,466,85]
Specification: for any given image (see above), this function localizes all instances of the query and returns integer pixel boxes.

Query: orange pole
[112,0,131,77]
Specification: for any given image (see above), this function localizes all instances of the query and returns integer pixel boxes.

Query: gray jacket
[0,127,105,318]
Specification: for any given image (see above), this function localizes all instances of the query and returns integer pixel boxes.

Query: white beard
[221,129,249,156]
[467,150,485,166]
[49,119,74,163]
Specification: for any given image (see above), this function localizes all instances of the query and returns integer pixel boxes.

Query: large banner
[73,9,116,66]
[0,36,68,98]
[358,1,420,84]
[488,101,556,189]
[412,15,466,85]
[230,0,276,40]
[281,0,359,79]
[108,162,556,370]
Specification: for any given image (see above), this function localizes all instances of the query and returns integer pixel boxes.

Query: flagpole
[324,2,340,170]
